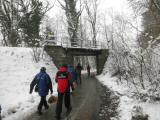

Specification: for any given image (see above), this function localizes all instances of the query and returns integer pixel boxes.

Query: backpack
[35,73,47,93]
[57,71,69,93]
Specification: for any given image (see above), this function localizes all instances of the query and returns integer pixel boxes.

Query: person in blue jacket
[30,67,53,115]
[68,65,77,87]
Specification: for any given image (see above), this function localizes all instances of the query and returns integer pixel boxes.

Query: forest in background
[1,0,160,101]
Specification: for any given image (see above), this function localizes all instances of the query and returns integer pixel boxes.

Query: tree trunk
[64,0,80,47]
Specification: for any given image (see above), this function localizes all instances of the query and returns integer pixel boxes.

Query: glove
[29,89,32,94]
[71,86,74,91]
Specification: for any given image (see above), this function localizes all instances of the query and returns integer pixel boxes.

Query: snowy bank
[97,73,160,120]
[0,47,57,120]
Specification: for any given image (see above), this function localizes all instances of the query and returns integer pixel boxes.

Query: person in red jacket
[55,64,72,119]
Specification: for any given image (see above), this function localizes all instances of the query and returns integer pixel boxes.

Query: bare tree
[58,0,82,47]
[0,0,54,47]
[0,0,19,46]
[128,0,160,48]
[84,0,99,47]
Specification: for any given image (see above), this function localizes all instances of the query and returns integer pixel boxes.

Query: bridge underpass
[24,46,115,120]
[23,45,112,120]
[44,45,109,74]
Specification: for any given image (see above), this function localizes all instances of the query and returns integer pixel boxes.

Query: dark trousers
[56,92,71,116]
[77,73,82,84]
[87,70,90,77]
[38,96,48,111]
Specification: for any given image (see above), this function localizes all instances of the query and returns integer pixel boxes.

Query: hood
[68,66,74,72]
[59,66,68,72]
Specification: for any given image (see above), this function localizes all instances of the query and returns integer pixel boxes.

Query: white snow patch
[97,73,160,120]
[141,103,160,120]
[0,47,58,120]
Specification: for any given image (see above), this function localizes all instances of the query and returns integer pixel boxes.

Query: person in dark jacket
[76,63,83,84]
[30,67,53,115]
[87,64,91,77]
[55,64,72,119]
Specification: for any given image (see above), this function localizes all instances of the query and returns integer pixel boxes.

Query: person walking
[55,64,72,119]
[68,65,77,89]
[87,64,91,78]
[30,67,53,115]
[76,63,83,84]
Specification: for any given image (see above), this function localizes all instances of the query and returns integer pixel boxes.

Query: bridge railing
[42,38,108,49]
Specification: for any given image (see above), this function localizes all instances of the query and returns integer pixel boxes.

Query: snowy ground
[0,47,58,120]
[1,46,160,120]
[97,73,160,120]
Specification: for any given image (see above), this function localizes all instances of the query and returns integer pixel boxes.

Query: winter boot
[45,105,49,110]
[66,106,72,115]
[37,109,43,115]
[55,114,61,120]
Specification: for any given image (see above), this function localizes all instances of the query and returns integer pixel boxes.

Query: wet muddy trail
[23,74,119,120]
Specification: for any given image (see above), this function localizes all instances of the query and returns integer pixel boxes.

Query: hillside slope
[0,47,57,120]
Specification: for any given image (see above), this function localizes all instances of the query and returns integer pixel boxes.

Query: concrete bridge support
[44,45,109,74]
[96,50,109,74]
[44,46,74,68]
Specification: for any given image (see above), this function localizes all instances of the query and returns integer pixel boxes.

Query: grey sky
[46,0,133,18]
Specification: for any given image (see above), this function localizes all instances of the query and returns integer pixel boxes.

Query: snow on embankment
[97,73,160,120]
[97,56,160,120]
[0,47,57,120]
